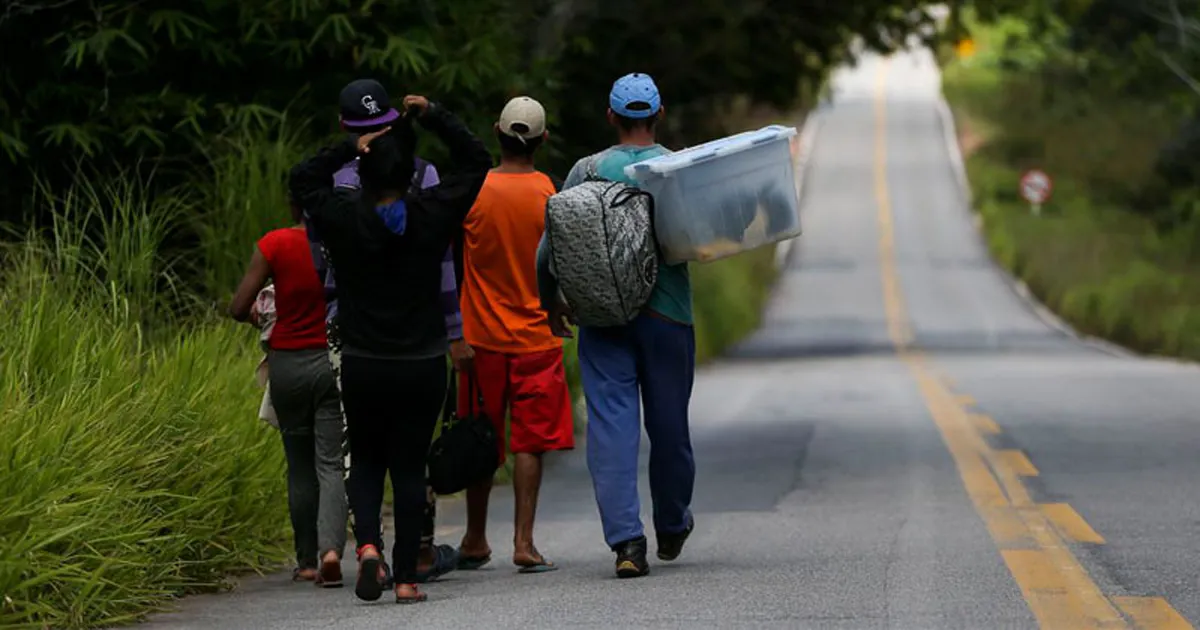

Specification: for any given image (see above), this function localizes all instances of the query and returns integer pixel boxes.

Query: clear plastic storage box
[624,125,802,264]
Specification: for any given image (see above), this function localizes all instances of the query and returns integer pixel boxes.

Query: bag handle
[466,367,485,416]
[440,366,458,429]
[442,365,486,424]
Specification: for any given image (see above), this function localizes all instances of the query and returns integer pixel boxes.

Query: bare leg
[459,478,493,559]
[512,452,546,565]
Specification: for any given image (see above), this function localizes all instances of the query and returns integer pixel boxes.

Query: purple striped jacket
[305,157,463,341]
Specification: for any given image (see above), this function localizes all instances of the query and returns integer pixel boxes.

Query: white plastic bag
[253,285,280,430]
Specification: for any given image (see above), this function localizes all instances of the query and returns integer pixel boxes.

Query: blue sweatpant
[578,313,696,549]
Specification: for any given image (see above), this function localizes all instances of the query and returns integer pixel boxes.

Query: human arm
[288,139,360,223]
[536,229,575,338]
[406,99,492,232]
[289,128,390,225]
[537,165,579,336]
[439,245,474,370]
[228,246,271,322]
[536,231,557,314]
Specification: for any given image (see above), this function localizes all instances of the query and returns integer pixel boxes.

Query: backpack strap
[609,182,664,261]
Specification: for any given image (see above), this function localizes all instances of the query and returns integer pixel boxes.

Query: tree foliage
[959,0,1200,226]
[0,0,952,225]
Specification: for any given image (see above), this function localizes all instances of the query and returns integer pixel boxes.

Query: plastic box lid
[626,124,798,177]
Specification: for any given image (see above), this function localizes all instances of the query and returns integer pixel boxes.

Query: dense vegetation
[942,0,1200,359]
[0,1,964,627]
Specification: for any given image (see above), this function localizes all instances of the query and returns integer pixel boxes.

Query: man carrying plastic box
[535,72,695,579]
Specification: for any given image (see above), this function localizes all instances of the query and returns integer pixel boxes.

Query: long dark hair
[357,112,418,203]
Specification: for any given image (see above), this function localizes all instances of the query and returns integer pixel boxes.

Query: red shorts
[457,346,575,464]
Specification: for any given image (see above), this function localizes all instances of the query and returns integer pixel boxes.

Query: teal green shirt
[560,144,693,325]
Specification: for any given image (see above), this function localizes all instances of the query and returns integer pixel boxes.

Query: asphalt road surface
[142,49,1200,629]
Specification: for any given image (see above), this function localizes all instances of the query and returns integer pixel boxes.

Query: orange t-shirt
[460,171,560,354]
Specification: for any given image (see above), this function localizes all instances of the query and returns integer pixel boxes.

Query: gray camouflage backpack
[545,180,659,327]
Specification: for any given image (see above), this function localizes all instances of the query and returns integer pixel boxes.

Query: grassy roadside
[940,17,1200,360]
[0,178,288,630]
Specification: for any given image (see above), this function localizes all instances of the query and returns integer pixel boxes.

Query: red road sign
[1019,169,1053,205]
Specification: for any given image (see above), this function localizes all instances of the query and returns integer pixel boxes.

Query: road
[142,49,1200,629]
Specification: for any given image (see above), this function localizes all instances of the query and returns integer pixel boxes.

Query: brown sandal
[395,583,427,604]
[292,567,318,582]
[316,554,343,588]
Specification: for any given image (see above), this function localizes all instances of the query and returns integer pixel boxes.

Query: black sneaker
[656,516,694,562]
[613,536,649,578]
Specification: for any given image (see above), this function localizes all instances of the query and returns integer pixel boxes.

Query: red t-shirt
[257,227,327,350]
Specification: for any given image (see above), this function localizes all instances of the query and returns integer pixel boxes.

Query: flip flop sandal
[516,559,558,574]
[395,584,428,605]
[292,567,318,582]
[316,555,344,588]
[513,552,554,571]
[416,545,459,583]
[355,546,385,602]
[456,552,492,570]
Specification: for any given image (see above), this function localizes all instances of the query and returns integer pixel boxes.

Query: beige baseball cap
[497,96,546,142]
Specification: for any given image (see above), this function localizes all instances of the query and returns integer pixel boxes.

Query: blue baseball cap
[609,73,662,119]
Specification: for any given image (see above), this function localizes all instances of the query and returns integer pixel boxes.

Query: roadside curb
[931,95,1139,360]
[776,108,823,271]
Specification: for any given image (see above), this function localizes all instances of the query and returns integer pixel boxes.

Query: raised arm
[288,138,359,220]
[416,103,492,182]
[408,102,492,231]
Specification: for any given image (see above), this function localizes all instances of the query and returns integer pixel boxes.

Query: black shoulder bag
[427,369,499,496]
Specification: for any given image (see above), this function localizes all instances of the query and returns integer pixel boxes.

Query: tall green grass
[692,246,778,363]
[196,122,310,297]
[0,176,288,629]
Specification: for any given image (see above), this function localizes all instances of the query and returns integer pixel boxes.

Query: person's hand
[402,95,430,115]
[356,126,391,153]
[548,302,576,339]
[449,339,474,373]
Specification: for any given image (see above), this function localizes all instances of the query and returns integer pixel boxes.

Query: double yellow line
[871,57,1192,630]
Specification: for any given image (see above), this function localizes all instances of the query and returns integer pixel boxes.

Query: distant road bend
[143,49,1200,629]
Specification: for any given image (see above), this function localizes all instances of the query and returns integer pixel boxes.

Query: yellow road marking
[999,449,1040,477]
[871,58,1152,628]
[908,366,1125,626]
[971,412,1002,435]
[1114,597,1194,629]
[873,62,914,350]
[1003,549,1101,626]
[1041,503,1105,544]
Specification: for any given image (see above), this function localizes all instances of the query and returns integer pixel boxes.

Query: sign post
[1019,169,1053,216]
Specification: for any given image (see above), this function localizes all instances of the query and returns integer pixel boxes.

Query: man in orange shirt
[455,96,574,573]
